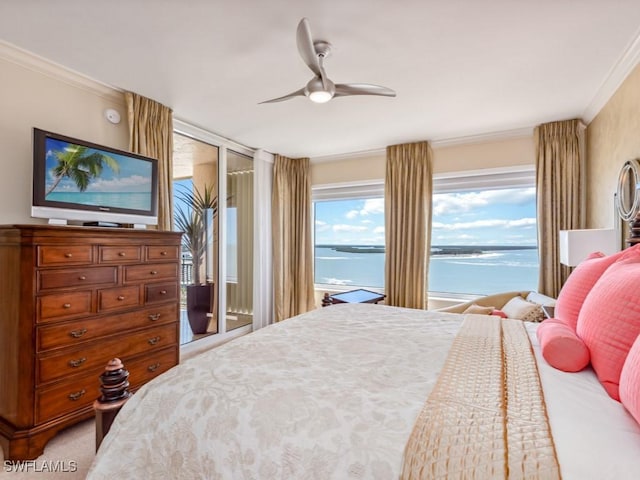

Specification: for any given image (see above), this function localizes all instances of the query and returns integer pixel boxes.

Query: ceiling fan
[260,18,396,104]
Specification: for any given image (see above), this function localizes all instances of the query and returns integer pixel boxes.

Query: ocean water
[46,192,151,210]
[314,246,539,295]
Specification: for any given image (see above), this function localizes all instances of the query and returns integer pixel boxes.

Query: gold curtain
[385,141,433,309]
[272,155,315,321]
[125,91,174,231]
[535,119,586,297]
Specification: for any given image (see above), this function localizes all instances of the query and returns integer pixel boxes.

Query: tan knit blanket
[402,317,560,479]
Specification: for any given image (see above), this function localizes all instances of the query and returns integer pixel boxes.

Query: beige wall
[0,46,128,225]
[587,63,640,234]
[311,135,535,185]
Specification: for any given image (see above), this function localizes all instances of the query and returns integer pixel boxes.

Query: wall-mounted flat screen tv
[32,128,158,226]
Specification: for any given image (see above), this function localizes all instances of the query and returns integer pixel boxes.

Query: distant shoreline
[317,245,537,255]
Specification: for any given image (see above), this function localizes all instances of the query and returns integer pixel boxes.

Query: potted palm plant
[174,183,217,334]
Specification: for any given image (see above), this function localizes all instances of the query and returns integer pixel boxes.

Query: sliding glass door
[172,125,257,344]
[173,132,219,344]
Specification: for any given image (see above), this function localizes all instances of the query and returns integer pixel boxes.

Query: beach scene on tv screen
[44,137,153,210]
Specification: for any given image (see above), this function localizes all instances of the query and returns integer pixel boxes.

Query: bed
[87,299,640,479]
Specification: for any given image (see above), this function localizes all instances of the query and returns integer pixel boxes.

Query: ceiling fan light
[308,90,333,103]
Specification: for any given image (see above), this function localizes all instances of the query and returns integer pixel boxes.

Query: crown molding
[0,40,124,103]
[430,126,533,148]
[582,26,640,123]
[310,147,386,164]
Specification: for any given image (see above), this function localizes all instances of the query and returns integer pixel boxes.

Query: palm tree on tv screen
[45,144,120,196]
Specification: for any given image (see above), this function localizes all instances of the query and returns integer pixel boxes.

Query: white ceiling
[2,1,640,158]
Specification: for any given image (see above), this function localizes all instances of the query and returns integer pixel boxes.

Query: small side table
[325,288,386,306]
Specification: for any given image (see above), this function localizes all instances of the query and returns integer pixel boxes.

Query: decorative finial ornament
[97,358,132,403]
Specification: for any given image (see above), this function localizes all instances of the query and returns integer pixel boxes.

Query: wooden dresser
[0,225,182,460]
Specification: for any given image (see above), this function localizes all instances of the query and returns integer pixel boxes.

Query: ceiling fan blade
[334,83,396,98]
[258,87,306,104]
[296,18,321,77]
[317,56,329,91]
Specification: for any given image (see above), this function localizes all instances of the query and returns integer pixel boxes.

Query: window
[314,197,385,287]
[312,167,538,295]
[429,186,538,295]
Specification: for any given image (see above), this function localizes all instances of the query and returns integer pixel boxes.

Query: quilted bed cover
[87,303,640,479]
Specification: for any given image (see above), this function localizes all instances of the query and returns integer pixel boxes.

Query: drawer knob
[63,303,72,309]
[64,253,73,258]
[78,275,87,281]
[68,357,87,368]
[148,313,161,321]
[68,389,86,401]
[160,251,168,256]
[118,252,126,257]
[147,362,160,372]
[160,290,167,295]
[150,270,158,275]
[148,336,161,345]
[117,295,125,301]
[69,328,88,338]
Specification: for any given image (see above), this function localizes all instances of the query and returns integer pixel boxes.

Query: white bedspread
[88,304,461,479]
[87,304,640,479]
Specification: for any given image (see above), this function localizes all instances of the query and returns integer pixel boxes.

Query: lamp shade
[559,229,617,267]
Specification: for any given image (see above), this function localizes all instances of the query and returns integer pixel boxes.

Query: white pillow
[526,291,556,307]
[502,296,545,322]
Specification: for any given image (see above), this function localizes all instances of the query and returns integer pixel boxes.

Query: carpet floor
[1,419,94,479]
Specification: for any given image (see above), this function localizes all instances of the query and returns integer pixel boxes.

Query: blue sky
[45,138,153,193]
[315,187,537,246]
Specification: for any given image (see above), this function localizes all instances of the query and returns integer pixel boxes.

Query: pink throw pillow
[576,257,640,400]
[555,245,640,331]
[620,334,640,426]
[492,309,508,318]
[536,318,590,372]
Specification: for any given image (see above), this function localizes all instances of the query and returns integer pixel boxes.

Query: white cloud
[361,219,373,224]
[373,226,385,234]
[333,224,368,232]
[433,188,536,216]
[342,198,384,219]
[433,217,536,231]
[315,220,330,232]
[360,198,384,215]
[88,175,152,192]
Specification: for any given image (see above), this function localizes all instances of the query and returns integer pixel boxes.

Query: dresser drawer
[145,282,178,304]
[35,370,101,424]
[35,346,179,424]
[37,291,92,324]
[124,263,178,283]
[38,323,178,384]
[37,266,117,291]
[98,285,140,312]
[37,303,179,351]
[98,245,142,263]
[146,245,179,262]
[37,245,93,267]
[126,346,178,387]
